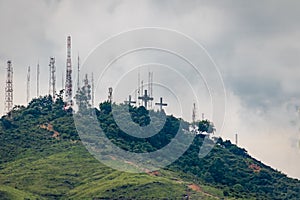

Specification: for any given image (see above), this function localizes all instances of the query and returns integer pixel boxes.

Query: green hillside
[0,95,299,199]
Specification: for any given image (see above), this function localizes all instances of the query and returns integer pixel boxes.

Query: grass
[0,185,40,200]
[2,98,299,199]
[0,142,225,199]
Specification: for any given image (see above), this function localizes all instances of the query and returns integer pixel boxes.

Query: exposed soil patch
[40,123,60,139]
[188,183,201,192]
[249,163,261,173]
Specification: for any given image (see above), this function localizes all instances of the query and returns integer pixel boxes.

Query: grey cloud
[0,0,300,178]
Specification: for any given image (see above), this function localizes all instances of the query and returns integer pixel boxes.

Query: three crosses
[124,89,167,111]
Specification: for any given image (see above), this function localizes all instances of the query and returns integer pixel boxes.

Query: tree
[75,85,91,112]
[99,101,112,114]
[198,120,215,134]
[209,157,226,183]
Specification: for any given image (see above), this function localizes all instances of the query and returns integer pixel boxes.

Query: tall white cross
[124,95,136,106]
[155,97,168,111]
[138,90,153,109]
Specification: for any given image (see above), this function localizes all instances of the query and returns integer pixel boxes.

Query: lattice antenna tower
[27,66,30,103]
[137,72,141,106]
[192,103,196,129]
[141,80,144,97]
[65,36,73,106]
[83,74,91,102]
[5,60,13,113]
[48,57,56,99]
[77,54,80,91]
[148,72,151,108]
[91,73,94,107]
[148,71,154,108]
[36,61,40,97]
[62,72,64,91]
[150,72,153,108]
[108,87,113,103]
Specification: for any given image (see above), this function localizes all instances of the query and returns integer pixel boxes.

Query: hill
[0,95,299,199]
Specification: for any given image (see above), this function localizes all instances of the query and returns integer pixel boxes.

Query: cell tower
[192,103,196,130]
[150,72,153,97]
[91,73,94,107]
[137,72,141,106]
[141,80,144,97]
[148,71,153,108]
[148,72,151,107]
[48,57,56,99]
[83,74,91,103]
[235,133,238,146]
[65,36,73,107]
[27,66,30,103]
[36,62,40,97]
[77,55,80,91]
[108,87,113,103]
[5,60,13,113]
[62,72,64,91]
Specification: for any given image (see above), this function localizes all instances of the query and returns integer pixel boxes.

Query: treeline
[1,95,300,199]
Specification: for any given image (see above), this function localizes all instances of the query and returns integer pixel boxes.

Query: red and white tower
[65,36,73,107]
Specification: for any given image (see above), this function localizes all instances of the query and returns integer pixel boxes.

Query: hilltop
[0,95,299,199]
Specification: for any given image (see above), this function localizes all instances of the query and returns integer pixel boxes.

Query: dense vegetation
[0,95,299,199]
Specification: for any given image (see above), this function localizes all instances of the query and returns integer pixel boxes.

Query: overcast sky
[1,0,300,179]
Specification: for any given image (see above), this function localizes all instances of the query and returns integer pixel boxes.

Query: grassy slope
[0,98,299,199]
[0,185,40,200]
[0,141,224,199]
